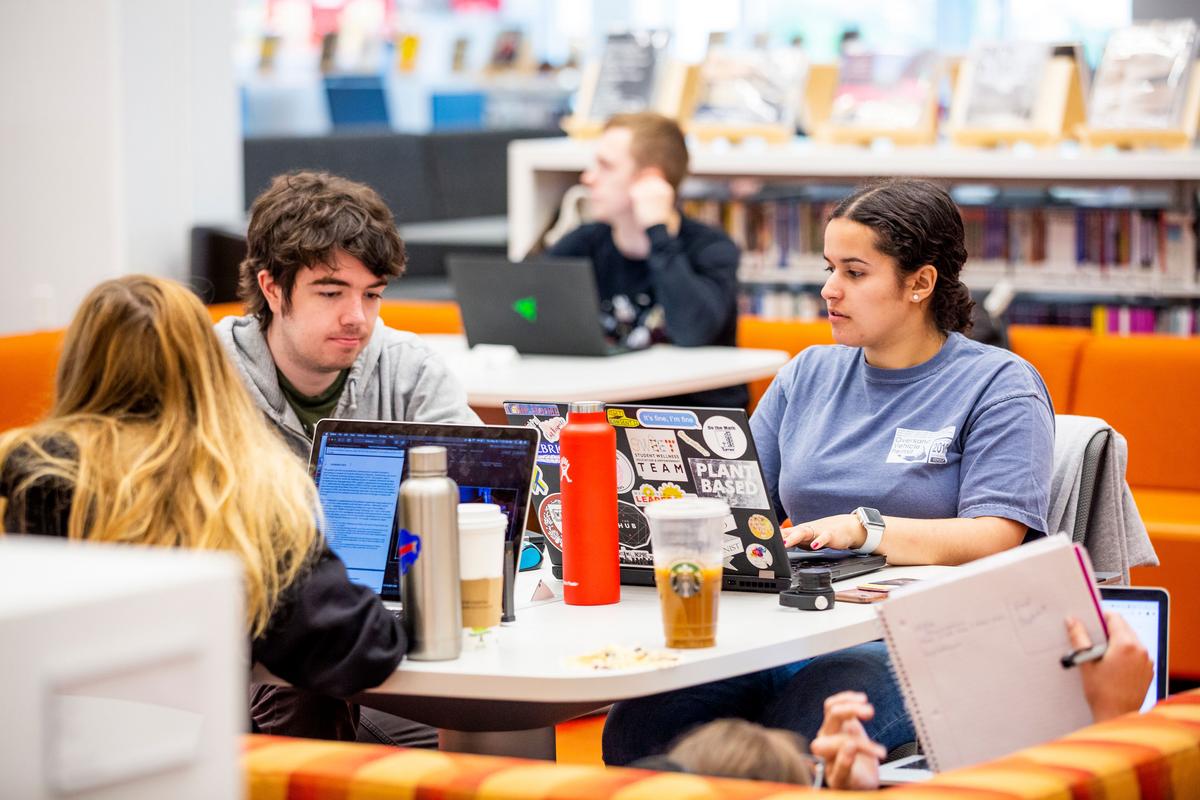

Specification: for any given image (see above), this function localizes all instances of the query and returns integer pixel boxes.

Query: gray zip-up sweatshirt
[215,315,480,457]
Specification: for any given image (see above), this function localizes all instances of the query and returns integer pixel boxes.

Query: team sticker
[626,428,688,481]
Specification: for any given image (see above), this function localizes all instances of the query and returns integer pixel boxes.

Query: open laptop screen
[1099,586,1170,711]
[309,421,539,602]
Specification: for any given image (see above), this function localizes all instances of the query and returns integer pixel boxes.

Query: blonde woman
[0,276,405,735]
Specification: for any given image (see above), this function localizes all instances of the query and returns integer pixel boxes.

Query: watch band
[853,507,885,554]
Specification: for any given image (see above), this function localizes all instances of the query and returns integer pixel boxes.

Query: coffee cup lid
[643,497,730,520]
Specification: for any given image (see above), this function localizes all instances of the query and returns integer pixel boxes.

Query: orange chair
[0,329,64,432]
[736,318,833,411]
[1008,325,1091,413]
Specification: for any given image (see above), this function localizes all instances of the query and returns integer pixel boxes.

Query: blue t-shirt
[749,333,1054,534]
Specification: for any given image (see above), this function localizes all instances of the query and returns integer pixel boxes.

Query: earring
[912,293,920,302]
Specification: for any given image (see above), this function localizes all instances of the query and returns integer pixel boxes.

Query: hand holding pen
[1064,611,1153,722]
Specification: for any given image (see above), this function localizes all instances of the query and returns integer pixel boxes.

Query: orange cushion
[206,302,246,324]
[736,318,834,412]
[377,300,463,335]
[1007,325,1091,414]
[1073,336,1200,492]
[0,330,64,432]
[1129,488,1200,679]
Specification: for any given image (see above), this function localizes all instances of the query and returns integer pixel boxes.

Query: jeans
[601,641,914,766]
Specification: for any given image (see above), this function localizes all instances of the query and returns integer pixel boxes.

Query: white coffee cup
[458,503,507,631]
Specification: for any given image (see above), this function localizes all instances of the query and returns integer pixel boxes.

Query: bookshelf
[507,137,1200,331]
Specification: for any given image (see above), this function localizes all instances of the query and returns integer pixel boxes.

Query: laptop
[879,584,1171,784]
[447,255,624,357]
[504,401,886,593]
[307,419,539,620]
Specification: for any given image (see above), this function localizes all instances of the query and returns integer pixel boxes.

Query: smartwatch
[853,507,885,554]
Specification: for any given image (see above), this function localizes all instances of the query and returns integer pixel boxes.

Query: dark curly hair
[239,171,406,330]
[829,179,974,334]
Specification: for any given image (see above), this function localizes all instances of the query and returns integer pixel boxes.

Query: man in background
[549,112,745,408]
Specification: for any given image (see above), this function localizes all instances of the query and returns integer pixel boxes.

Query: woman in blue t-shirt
[603,179,1055,771]
[756,179,1054,559]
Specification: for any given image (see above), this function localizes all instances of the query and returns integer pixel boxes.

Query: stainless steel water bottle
[400,446,462,661]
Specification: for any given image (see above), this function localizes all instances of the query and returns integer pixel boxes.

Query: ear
[256,269,285,316]
[908,265,938,299]
[635,165,668,182]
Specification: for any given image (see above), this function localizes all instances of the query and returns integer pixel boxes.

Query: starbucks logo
[669,561,702,598]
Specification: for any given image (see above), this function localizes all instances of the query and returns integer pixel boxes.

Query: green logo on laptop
[512,296,538,323]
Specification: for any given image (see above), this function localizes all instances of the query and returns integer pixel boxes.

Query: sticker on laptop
[886,425,956,465]
[723,534,745,570]
[721,513,739,533]
[506,402,563,419]
[676,430,711,456]
[635,408,701,430]
[748,514,775,540]
[689,459,771,510]
[536,440,560,465]
[532,465,549,496]
[615,451,636,493]
[626,428,688,481]
[607,408,640,427]
[617,501,650,549]
[746,542,773,569]
[702,416,747,459]
[538,493,563,550]
[525,414,567,443]
[633,482,690,506]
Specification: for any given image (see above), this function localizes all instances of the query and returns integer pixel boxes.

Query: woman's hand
[1067,611,1153,722]
[783,514,864,550]
[810,691,886,790]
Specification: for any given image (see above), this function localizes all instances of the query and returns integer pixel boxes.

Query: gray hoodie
[215,314,481,457]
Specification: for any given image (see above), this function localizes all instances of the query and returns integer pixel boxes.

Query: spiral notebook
[877,536,1106,776]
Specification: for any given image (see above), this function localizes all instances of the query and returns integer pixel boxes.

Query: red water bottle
[559,400,620,605]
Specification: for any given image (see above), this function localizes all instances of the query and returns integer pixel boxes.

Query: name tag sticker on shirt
[886,426,957,465]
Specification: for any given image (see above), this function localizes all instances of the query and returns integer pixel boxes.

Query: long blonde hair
[668,719,815,785]
[0,276,319,637]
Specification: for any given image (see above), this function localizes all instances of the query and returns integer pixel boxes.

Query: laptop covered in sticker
[504,401,884,593]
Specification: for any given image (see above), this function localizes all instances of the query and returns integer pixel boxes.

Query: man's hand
[1067,611,1153,722]
[783,514,864,550]
[630,173,676,230]
[810,691,886,790]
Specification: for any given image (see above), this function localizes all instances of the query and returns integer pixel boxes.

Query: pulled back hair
[667,718,816,785]
[830,179,974,334]
[239,171,406,330]
[0,276,321,637]
[605,112,689,190]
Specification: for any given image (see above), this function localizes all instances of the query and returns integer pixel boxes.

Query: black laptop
[447,255,623,356]
[504,401,885,592]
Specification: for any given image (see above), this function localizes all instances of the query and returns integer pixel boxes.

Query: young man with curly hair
[216,171,477,746]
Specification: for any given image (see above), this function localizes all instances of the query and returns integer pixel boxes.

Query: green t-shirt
[277,369,349,436]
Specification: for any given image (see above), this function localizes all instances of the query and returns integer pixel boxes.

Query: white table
[350,563,950,758]
[420,334,790,408]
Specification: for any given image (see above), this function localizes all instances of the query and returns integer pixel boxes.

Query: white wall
[0,0,241,335]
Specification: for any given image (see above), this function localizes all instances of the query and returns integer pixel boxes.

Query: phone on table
[857,577,921,594]
[834,588,890,604]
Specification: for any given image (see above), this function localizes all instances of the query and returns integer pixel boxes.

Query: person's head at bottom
[0,275,319,637]
[665,718,819,786]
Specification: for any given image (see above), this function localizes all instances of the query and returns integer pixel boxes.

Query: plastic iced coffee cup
[458,504,507,638]
[644,498,729,649]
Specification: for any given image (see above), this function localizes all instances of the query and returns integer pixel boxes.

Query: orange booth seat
[242,690,1200,799]
[0,329,64,432]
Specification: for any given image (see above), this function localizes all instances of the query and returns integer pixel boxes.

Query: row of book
[739,288,1200,336]
[681,194,1198,282]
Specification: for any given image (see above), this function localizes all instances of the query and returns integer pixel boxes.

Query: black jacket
[0,450,406,699]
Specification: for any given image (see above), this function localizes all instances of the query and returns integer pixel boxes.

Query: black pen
[1060,643,1107,669]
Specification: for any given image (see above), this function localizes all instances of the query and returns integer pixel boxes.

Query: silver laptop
[879,585,1170,784]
